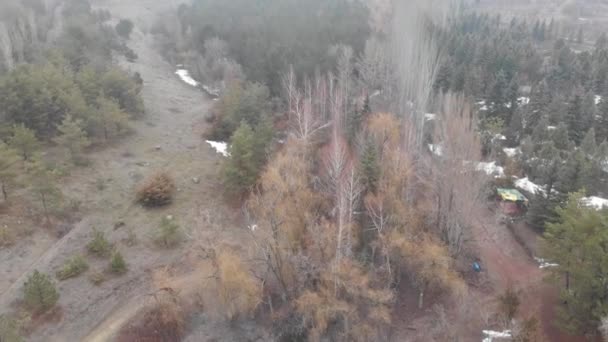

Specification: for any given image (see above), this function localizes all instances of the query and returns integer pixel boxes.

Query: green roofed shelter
[497,188,528,203]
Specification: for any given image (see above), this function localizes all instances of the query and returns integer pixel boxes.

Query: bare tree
[389,0,454,150]
[429,93,486,256]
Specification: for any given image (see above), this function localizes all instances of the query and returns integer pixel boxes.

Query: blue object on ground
[473,262,481,272]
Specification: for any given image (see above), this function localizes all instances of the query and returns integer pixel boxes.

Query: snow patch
[596,95,603,105]
[534,257,559,269]
[581,196,608,210]
[476,161,505,178]
[206,140,229,157]
[424,113,437,121]
[428,144,443,157]
[517,96,530,105]
[515,177,545,195]
[482,329,512,342]
[503,147,521,157]
[175,68,199,87]
[202,84,221,98]
[493,134,507,141]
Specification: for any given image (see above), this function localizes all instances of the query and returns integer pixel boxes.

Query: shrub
[22,270,59,313]
[115,19,134,39]
[89,270,106,286]
[110,251,127,275]
[87,229,112,257]
[0,227,15,248]
[136,172,175,207]
[56,255,89,280]
[0,314,22,342]
[154,216,181,248]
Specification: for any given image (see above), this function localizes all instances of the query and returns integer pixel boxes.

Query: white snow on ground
[517,96,530,105]
[202,84,221,98]
[515,177,546,195]
[476,161,505,178]
[370,90,381,98]
[175,69,199,87]
[596,95,603,105]
[206,140,229,157]
[476,100,489,111]
[428,144,443,156]
[503,147,521,157]
[493,134,507,141]
[547,125,557,131]
[482,330,512,342]
[534,256,559,269]
[425,113,436,121]
[581,196,608,210]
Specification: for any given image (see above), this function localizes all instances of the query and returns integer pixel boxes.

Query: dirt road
[0,1,238,341]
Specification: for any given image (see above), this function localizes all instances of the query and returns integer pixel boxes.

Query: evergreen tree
[223,122,259,194]
[54,114,90,163]
[94,97,129,141]
[0,143,18,202]
[580,128,597,156]
[29,161,61,223]
[434,64,451,93]
[544,192,608,335]
[360,139,380,193]
[551,123,571,151]
[566,93,585,144]
[10,125,39,161]
[22,270,59,312]
[597,95,608,143]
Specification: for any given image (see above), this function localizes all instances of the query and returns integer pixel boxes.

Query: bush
[110,251,127,275]
[87,229,112,257]
[0,227,15,248]
[89,270,106,286]
[0,314,22,342]
[136,172,175,207]
[154,216,182,248]
[22,270,59,313]
[56,255,89,280]
[115,19,134,39]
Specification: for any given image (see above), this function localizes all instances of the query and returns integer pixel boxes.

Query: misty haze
[1,0,608,341]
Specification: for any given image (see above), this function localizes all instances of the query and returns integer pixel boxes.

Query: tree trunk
[1,181,7,201]
[40,192,50,223]
[418,288,424,309]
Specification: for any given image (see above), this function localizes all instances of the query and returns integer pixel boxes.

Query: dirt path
[0,1,240,341]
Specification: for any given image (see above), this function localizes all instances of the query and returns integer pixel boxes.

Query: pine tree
[223,122,258,194]
[544,192,608,335]
[22,270,59,312]
[580,128,597,156]
[54,114,90,163]
[94,97,129,142]
[29,161,61,223]
[567,93,585,144]
[0,143,18,202]
[10,125,38,161]
[597,95,608,143]
[360,139,380,193]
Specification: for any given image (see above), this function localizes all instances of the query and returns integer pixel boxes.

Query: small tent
[496,188,528,216]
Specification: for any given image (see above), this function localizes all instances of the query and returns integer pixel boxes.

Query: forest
[2,0,608,341]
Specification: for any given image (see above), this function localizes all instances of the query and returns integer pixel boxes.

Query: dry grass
[116,290,186,342]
